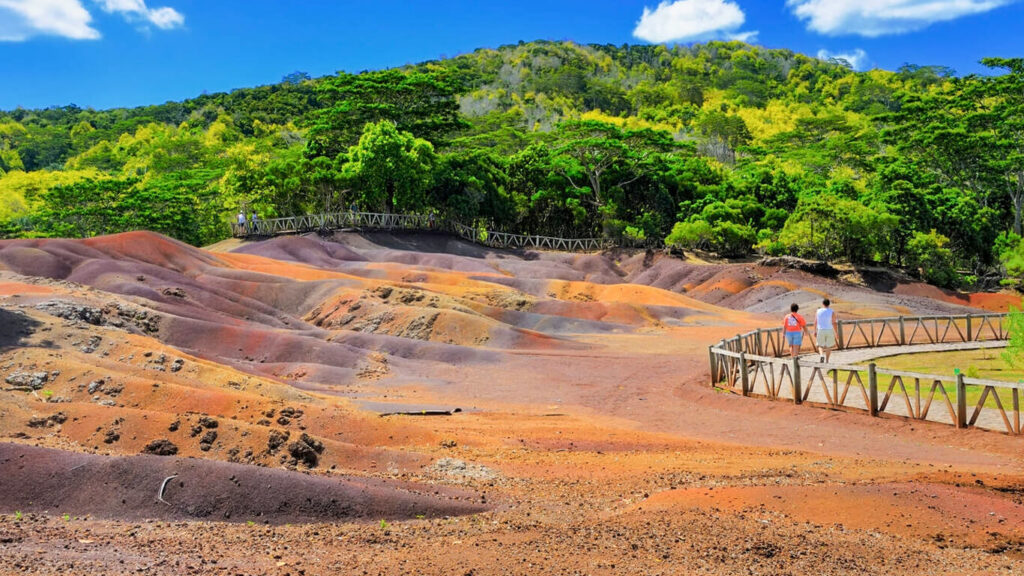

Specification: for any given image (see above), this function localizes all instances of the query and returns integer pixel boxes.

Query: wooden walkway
[232,211,615,252]
[710,314,1023,435]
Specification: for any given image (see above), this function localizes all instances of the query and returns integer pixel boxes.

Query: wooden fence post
[792,358,802,405]
[836,321,845,350]
[709,347,718,385]
[899,316,906,346]
[755,329,763,356]
[966,314,973,342]
[868,363,878,417]
[739,352,750,396]
[956,374,967,429]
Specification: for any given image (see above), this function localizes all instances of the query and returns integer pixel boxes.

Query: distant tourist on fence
[429,212,436,229]
[237,211,247,234]
[783,303,812,358]
[249,212,259,231]
[816,298,838,363]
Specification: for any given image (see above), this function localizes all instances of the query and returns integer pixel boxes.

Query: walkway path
[742,340,1013,433]
[817,340,1006,366]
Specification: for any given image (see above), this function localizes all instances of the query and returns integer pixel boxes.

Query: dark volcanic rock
[142,439,179,456]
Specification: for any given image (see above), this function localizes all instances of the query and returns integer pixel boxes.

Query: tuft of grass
[379,519,389,530]
[14,511,22,521]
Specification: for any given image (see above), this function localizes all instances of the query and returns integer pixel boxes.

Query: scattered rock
[142,439,178,456]
[197,416,219,429]
[34,301,103,325]
[169,359,184,373]
[5,372,49,390]
[103,429,120,444]
[168,420,180,432]
[267,430,290,452]
[199,430,218,451]
[26,412,67,428]
[430,458,497,481]
[87,379,105,394]
[287,433,324,467]
[162,287,187,299]
[34,300,160,333]
[80,335,102,354]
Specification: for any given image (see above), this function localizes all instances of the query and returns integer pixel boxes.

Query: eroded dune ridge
[1,230,1023,575]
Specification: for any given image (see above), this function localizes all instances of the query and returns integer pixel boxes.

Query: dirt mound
[231,234,368,267]
[0,443,488,524]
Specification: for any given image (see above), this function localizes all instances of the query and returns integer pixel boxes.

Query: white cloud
[634,0,757,43]
[817,48,869,70]
[145,6,183,29]
[96,0,184,30]
[0,0,183,41]
[0,0,100,41]
[788,0,1015,37]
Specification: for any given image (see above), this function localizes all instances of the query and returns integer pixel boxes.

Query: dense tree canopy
[3,40,1024,289]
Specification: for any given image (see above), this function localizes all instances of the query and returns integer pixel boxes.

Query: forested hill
[1,40,1023,288]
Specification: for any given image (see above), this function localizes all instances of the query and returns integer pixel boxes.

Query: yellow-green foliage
[0,169,104,218]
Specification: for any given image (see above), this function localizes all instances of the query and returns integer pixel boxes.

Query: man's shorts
[785,331,803,346]
[817,329,836,348]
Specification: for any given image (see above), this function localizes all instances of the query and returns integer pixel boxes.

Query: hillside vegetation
[1,40,1023,288]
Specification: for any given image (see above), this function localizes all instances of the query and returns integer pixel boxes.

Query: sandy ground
[0,231,1022,575]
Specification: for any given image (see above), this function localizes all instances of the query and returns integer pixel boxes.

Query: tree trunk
[1013,188,1023,236]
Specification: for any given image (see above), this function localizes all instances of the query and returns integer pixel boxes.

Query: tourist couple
[783,299,837,362]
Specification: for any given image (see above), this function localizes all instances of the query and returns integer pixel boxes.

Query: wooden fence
[231,212,611,252]
[709,314,1023,435]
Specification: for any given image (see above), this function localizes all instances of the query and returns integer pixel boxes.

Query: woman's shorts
[785,331,803,346]
[817,329,836,348]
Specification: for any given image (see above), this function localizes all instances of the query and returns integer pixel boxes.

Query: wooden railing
[230,211,610,252]
[709,313,1022,434]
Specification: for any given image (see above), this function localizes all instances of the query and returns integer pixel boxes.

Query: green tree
[340,121,436,212]
[975,58,1024,235]
[551,120,675,213]
[306,70,465,158]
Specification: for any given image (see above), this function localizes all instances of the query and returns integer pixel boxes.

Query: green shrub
[906,230,958,288]
[665,220,713,251]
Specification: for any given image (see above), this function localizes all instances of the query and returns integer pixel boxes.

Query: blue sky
[1,0,1022,110]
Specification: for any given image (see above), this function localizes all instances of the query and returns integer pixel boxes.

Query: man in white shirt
[815,298,838,363]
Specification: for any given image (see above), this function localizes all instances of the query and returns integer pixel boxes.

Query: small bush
[906,230,958,289]
[665,220,712,251]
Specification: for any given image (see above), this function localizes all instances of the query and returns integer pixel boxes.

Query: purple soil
[0,443,488,524]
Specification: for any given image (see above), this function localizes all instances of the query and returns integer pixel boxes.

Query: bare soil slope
[0,230,1022,575]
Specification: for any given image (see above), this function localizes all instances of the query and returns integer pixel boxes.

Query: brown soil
[0,230,1021,575]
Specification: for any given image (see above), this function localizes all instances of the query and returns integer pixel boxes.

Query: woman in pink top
[783,303,812,358]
